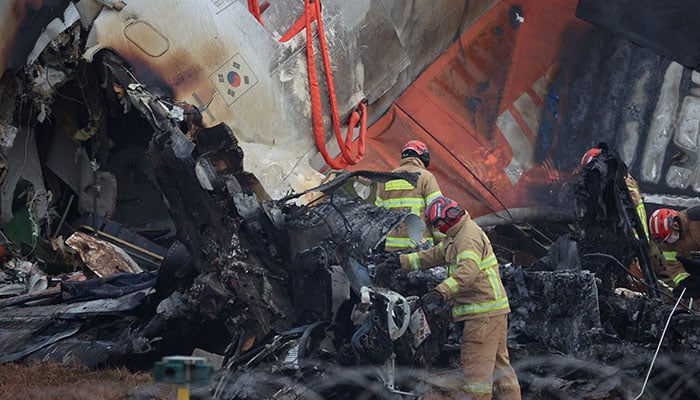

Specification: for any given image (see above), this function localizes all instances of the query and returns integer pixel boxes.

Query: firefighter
[375,140,444,251]
[649,207,700,297]
[579,145,665,290]
[383,196,521,399]
[581,146,649,239]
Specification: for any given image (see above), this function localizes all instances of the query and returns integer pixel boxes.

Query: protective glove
[420,289,445,316]
[383,252,400,267]
[374,259,401,287]
[676,255,700,275]
[374,253,400,270]
[673,274,700,298]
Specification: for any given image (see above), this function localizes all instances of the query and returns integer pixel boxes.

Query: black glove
[673,274,700,298]
[374,253,400,269]
[420,290,445,316]
[676,255,700,275]
[374,260,401,287]
[384,252,400,267]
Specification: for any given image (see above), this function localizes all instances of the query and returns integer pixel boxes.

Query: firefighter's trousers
[459,313,521,399]
[424,314,521,399]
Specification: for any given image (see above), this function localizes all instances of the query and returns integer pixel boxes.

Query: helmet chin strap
[438,214,462,233]
[420,154,430,168]
[438,224,450,234]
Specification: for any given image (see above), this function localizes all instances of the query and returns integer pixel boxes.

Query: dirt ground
[0,362,176,400]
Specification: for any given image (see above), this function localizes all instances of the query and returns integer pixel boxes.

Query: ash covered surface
[0,3,699,399]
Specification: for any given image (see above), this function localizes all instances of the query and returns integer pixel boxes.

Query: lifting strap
[278,0,368,170]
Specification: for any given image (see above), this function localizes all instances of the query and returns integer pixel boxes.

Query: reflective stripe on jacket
[625,174,649,240]
[375,157,443,250]
[399,214,510,321]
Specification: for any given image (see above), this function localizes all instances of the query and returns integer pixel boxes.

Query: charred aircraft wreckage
[1,0,700,399]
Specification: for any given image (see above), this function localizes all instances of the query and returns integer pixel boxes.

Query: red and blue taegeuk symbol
[227,71,241,88]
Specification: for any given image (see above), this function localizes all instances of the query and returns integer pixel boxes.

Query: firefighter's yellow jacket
[375,157,443,250]
[658,208,695,285]
[625,174,649,239]
[398,213,511,321]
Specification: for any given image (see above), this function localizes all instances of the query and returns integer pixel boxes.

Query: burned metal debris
[0,2,699,400]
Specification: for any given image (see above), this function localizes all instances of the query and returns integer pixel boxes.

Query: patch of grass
[0,362,176,400]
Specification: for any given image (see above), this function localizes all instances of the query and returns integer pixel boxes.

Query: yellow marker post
[153,355,212,400]
[177,387,190,400]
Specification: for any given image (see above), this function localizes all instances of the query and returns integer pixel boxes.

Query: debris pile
[0,2,699,400]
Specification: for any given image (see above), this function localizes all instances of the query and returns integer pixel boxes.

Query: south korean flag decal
[211,53,258,105]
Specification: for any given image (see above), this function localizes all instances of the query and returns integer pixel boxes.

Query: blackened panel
[6,0,72,70]
[576,0,700,70]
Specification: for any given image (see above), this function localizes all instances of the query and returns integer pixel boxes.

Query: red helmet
[426,197,461,233]
[581,148,602,166]
[649,208,678,241]
[402,140,430,167]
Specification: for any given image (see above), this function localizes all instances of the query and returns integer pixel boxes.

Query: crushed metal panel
[45,130,90,194]
[142,117,297,337]
[25,2,81,65]
[283,193,418,256]
[501,268,601,354]
[102,145,175,235]
[0,318,82,363]
[0,74,18,150]
[0,289,148,364]
[0,288,149,319]
[0,127,48,224]
[0,0,73,71]
[73,0,108,29]
[60,271,157,303]
[26,335,117,367]
[45,131,119,218]
[78,169,118,219]
[280,191,420,323]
